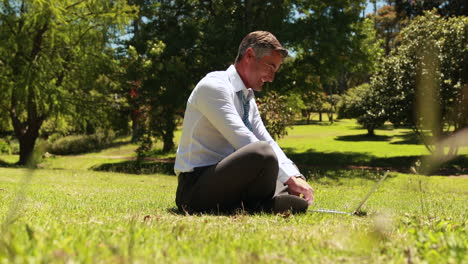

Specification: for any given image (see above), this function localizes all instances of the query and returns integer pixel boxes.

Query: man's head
[234,31,288,91]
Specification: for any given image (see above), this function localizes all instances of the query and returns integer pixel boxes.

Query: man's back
[175,65,264,175]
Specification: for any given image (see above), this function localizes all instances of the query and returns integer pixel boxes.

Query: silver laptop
[308,170,390,216]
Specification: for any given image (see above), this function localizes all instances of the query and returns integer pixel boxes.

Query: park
[1,0,467,263]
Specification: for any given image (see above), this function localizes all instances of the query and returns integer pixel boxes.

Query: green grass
[0,120,467,263]
[279,120,467,175]
[280,120,430,157]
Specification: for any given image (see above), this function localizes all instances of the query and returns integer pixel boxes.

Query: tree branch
[30,22,49,61]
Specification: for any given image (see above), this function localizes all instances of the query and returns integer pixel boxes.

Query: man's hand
[285,176,314,205]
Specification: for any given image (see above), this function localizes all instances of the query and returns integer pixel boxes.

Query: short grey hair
[235,31,288,63]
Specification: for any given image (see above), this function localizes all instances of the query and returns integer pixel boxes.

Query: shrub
[47,129,115,155]
[338,83,387,136]
[0,139,10,154]
[257,91,294,140]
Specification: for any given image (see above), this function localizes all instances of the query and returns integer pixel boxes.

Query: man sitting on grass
[174,31,314,214]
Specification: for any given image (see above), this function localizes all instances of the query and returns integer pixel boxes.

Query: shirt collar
[227,65,254,100]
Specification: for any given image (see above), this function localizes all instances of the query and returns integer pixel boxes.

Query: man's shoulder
[204,69,229,82]
[197,69,230,89]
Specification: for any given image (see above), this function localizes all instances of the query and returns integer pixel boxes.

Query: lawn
[0,120,467,263]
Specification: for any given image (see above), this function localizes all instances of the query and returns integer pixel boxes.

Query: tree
[123,1,383,152]
[394,0,468,18]
[128,0,296,152]
[370,11,467,153]
[367,4,405,55]
[289,0,377,94]
[0,0,135,164]
[338,83,387,135]
[324,94,341,123]
[272,59,326,123]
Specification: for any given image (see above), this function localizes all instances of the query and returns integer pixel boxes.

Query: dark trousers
[176,141,288,213]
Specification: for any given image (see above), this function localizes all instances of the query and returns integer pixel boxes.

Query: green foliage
[338,83,370,119]
[0,140,10,154]
[402,214,467,262]
[285,92,306,117]
[257,92,295,140]
[367,4,406,55]
[47,130,115,155]
[0,0,136,164]
[135,137,153,161]
[338,83,387,135]
[323,94,341,123]
[369,11,468,151]
[394,0,468,18]
[288,3,382,94]
[126,0,297,152]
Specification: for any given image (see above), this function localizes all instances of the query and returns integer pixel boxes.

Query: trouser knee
[249,141,278,169]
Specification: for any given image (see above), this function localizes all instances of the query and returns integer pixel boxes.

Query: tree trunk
[17,133,38,165]
[131,110,142,143]
[10,84,46,165]
[158,108,176,153]
[11,110,44,165]
[319,111,322,122]
[162,132,174,153]
[367,127,375,136]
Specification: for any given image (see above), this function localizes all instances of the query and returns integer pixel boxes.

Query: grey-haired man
[175,31,314,214]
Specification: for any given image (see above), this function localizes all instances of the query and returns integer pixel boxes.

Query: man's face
[245,49,283,91]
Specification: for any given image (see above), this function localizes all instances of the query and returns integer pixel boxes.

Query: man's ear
[245,47,256,61]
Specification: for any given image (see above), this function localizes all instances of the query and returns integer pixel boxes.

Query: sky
[365,0,387,15]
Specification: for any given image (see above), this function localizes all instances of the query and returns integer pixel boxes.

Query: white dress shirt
[174,65,301,183]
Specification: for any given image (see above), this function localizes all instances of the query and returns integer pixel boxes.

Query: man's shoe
[266,194,308,214]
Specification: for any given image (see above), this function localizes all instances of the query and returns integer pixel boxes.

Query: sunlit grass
[0,120,466,263]
[280,119,434,157]
[0,168,466,263]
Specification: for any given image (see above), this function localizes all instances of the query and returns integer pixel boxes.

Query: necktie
[236,90,253,131]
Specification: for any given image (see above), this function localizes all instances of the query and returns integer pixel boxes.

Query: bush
[338,83,370,119]
[0,139,10,154]
[47,129,115,155]
[257,91,294,140]
[338,83,387,135]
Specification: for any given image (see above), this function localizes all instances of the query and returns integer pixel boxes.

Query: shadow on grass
[348,123,396,131]
[292,120,342,126]
[335,130,430,145]
[391,131,422,145]
[91,160,175,175]
[0,159,17,168]
[90,147,467,178]
[49,140,132,156]
[165,207,256,216]
[285,148,468,178]
[335,134,392,142]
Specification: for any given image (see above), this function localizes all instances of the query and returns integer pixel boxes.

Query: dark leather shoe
[265,194,308,214]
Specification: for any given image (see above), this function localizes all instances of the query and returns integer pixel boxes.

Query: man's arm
[250,101,314,204]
